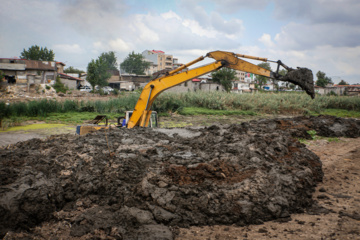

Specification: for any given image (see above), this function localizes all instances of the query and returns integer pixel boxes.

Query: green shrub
[1,92,359,121]
[52,76,69,93]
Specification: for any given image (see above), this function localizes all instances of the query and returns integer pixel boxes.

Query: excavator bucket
[280,68,315,99]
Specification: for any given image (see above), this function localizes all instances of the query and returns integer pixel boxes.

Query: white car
[101,86,114,94]
[79,86,92,92]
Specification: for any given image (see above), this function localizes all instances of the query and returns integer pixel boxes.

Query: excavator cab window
[124,111,158,128]
[149,112,158,128]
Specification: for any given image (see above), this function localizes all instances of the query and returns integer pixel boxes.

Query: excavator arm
[127,51,315,128]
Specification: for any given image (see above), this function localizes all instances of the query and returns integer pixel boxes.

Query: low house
[25,60,57,84]
[314,84,360,96]
[0,58,26,85]
[119,74,151,89]
[262,83,275,91]
[109,81,135,91]
[164,78,221,93]
[0,58,61,89]
[199,82,224,92]
[56,62,66,73]
[57,73,84,89]
[344,85,360,96]
[314,86,325,95]
[232,81,251,93]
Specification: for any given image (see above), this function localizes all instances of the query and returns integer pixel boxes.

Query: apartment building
[142,50,177,75]
[235,70,246,82]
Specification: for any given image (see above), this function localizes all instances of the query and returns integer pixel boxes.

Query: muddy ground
[0,115,359,239]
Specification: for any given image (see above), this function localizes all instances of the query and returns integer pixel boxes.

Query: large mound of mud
[1,116,359,239]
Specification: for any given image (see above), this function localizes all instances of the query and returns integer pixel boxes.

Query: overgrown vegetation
[178,107,256,116]
[1,92,359,124]
[52,76,69,93]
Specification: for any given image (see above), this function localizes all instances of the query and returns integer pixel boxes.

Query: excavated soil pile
[1,115,359,239]
[281,68,315,99]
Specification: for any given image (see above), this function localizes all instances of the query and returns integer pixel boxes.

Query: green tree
[87,57,111,91]
[211,67,238,93]
[64,66,85,74]
[100,51,118,70]
[338,79,349,85]
[120,51,150,75]
[278,69,288,89]
[20,45,55,61]
[315,71,333,87]
[255,62,271,89]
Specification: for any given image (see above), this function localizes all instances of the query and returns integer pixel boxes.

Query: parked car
[102,86,114,94]
[79,86,92,92]
[95,86,114,94]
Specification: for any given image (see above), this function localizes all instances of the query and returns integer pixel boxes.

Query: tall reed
[1,92,359,119]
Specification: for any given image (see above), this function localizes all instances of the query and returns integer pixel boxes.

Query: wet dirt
[1,115,359,239]
[177,137,360,240]
[281,68,315,99]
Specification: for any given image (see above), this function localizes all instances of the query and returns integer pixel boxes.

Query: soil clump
[0,115,359,239]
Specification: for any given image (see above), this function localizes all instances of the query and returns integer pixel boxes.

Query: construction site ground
[177,136,360,239]
[0,113,359,239]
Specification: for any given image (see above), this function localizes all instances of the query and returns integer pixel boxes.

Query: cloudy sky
[1,0,359,84]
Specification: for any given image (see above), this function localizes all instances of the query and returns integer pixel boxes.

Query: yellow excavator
[77,51,315,135]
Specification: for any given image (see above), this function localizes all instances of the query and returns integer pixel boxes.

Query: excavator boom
[127,51,315,128]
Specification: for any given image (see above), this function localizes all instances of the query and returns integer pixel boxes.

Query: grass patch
[178,107,257,116]
[1,92,360,127]
[43,112,121,124]
[1,112,122,126]
[312,109,360,118]
[0,123,68,132]
[298,130,341,144]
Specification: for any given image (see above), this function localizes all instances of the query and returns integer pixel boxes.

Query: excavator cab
[118,111,158,128]
[76,111,158,135]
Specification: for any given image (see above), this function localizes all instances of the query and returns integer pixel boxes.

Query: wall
[315,87,325,95]
[199,83,224,92]
[164,81,224,93]
[60,78,77,89]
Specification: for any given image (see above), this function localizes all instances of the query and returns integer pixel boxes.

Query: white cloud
[2,0,359,84]
[274,0,360,25]
[274,22,360,50]
[182,19,218,38]
[206,0,269,13]
[161,11,182,21]
[53,44,84,54]
[259,34,274,48]
[109,38,131,52]
[132,15,160,43]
